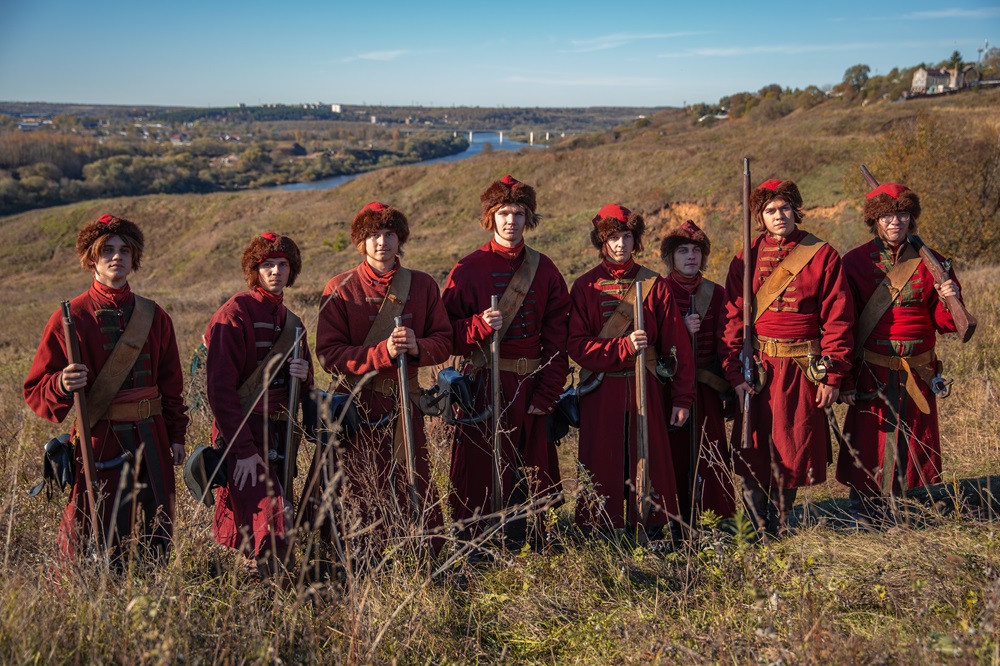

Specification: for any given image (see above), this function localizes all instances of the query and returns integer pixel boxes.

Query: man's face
[603,230,634,264]
[493,204,526,245]
[93,235,133,286]
[364,229,399,264]
[762,197,796,239]
[876,212,912,245]
[257,257,291,295]
[672,243,703,278]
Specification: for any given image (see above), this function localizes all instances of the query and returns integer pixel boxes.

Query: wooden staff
[633,281,651,523]
[394,315,421,520]
[489,294,503,515]
[61,301,102,549]
[860,164,977,342]
[282,326,303,504]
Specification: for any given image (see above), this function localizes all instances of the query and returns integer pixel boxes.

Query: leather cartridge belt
[696,368,731,393]
[497,357,542,376]
[103,396,162,422]
[606,349,658,378]
[861,348,936,414]
[753,336,820,358]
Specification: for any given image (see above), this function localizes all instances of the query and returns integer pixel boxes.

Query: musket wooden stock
[860,164,977,342]
[633,280,651,523]
[282,327,303,503]
[740,158,754,449]
[489,294,503,515]
[394,315,421,520]
[60,301,102,548]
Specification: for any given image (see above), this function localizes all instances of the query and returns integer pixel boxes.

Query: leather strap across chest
[471,247,541,370]
[753,233,826,323]
[853,244,921,359]
[236,309,303,415]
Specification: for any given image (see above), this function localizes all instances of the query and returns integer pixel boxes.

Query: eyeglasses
[878,212,912,225]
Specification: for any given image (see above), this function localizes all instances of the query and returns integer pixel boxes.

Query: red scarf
[602,257,635,280]
[490,238,524,264]
[90,280,132,309]
[669,270,702,293]
[361,258,399,286]
[253,286,284,305]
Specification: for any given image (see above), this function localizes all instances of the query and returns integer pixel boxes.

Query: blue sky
[0,1,995,108]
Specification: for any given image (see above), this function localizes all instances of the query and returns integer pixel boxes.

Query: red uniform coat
[664,272,737,519]
[442,239,570,523]
[722,228,854,488]
[310,261,452,525]
[24,281,188,559]
[205,287,313,557]
[836,238,958,493]
[569,260,695,529]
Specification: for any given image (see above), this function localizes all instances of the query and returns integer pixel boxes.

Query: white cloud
[564,32,708,53]
[338,50,409,63]
[906,7,1000,19]
[505,74,668,87]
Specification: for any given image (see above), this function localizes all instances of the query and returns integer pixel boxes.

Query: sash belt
[862,348,935,414]
[103,396,162,422]
[753,336,820,358]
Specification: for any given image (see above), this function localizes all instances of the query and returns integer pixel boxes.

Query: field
[0,90,998,664]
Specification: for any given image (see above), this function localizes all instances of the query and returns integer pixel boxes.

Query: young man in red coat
[836,183,964,524]
[442,175,570,547]
[24,214,188,562]
[205,232,312,574]
[568,204,693,537]
[722,180,854,536]
[660,220,737,524]
[308,202,452,539]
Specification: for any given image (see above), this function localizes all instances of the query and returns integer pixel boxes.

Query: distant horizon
[1,1,995,108]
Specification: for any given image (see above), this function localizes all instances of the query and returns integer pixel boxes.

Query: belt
[267,411,289,422]
[103,396,162,422]
[497,357,542,375]
[605,349,659,378]
[862,348,935,414]
[696,368,731,393]
[753,336,820,358]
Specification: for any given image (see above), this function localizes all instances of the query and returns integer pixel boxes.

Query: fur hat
[863,182,920,233]
[590,203,645,252]
[350,201,410,248]
[241,231,302,288]
[659,220,710,271]
[749,179,804,230]
[75,214,145,271]
[479,174,539,231]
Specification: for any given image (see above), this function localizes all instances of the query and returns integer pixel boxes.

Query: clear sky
[0,1,995,108]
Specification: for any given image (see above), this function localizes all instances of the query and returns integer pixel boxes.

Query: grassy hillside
[0,90,998,663]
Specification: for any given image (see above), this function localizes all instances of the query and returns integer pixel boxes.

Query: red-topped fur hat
[350,200,410,250]
[75,213,145,271]
[863,182,920,233]
[590,203,645,253]
[749,179,804,231]
[241,231,302,288]
[479,174,539,231]
[659,220,710,272]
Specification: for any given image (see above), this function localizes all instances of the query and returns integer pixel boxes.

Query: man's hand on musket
[171,443,186,466]
[627,329,648,353]
[387,325,418,358]
[670,406,690,427]
[481,307,502,331]
[233,453,266,491]
[683,313,701,336]
[734,382,754,410]
[935,279,959,303]
[839,391,857,406]
[59,363,88,393]
[527,404,551,416]
[287,357,309,380]
[815,383,839,408]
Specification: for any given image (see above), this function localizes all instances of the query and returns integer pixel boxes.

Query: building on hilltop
[911,65,980,94]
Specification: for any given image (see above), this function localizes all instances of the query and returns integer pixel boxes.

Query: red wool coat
[722,228,854,488]
[309,261,452,524]
[24,281,188,559]
[205,288,313,557]
[568,260,695,529]
[442,240,570,523]
[664,272,737,519]
[836,238,959,493]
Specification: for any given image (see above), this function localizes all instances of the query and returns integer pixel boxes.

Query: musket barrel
[394,316,421,520]
[489,294,503,515]
[633,280,650,523]
[741,158,754,449]
[282,327,303,503]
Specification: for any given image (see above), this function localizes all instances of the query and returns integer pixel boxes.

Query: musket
[61,301,102,548]
[394,315,421,521]
[687,298,702,526]
[740,157,754,449]
[281,326,304,504]
[489,294,503,515]
[860,165,977,342]
[633,280,651,523]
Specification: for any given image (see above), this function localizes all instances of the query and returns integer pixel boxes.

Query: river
[279,131,541,191]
